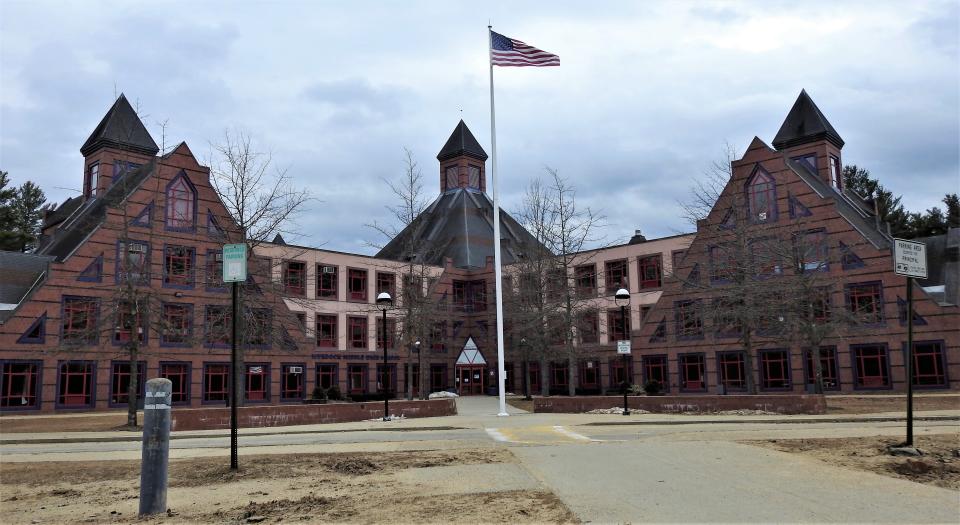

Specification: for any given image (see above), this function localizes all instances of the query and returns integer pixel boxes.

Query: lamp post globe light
[376,292,393,421]
[414,340,421,399]
[614,288,631,416]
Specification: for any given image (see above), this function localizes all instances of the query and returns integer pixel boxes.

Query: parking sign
[222,243,247,282]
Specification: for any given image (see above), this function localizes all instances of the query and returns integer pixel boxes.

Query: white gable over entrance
[456,337,486,365]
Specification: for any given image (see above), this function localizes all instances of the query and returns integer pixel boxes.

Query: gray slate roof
[376,188,541,269]
[437,120,488,162]
[0,251,53,322]
[80,94,159,157]
[42,196,84,230]
[772,90,845,150]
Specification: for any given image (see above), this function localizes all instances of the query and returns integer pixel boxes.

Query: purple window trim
[758,348,793,391]
[849,343,892,391]
[719,208,736,230]
[715,350,749,392]
[77,254,103,283]
[205,249,227,293]
[316,363,339,391]
[845,281,886,327]
[648,317,667,343]
[279,363,307,402]
[243,308,273,350]
[896,296,928,326]
[802,346,841,391]
[107,360,147,408]
[901,340,950,390]
[159,361,192,405]
[164,170,198,233]
[55,360,97,410]
[0,359,43,412]
[130,201,153,228]
[60,295,100,346]
[244,363,271,404]
[16,313,47,344]
[112,160,143,183]
[159,302,194,347]
[708,246,731,285]
[788,193,813,219]
[678,352,707,393]
[206,210,226,239]
[115,239,151,286]
[347,363,369,395]
[111,300,149,347]
[641,354,670,393]
[839,241,866,270]
[203,305,232,349]
[745,164,779,224]
[376,363,399,394]
[674,300,704,341]
[201,362,232,405]
[162,243,196,290]
[796,228,829,273]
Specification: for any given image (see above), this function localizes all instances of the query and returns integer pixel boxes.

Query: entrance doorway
[455,336,487,396]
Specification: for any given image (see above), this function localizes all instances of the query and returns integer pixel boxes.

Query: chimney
[629,229,647,244]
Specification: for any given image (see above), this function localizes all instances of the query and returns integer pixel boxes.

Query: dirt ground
[750,433,960,491]
[0,448,578,524]
[825,395,959,414]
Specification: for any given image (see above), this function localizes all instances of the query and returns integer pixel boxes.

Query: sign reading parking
[222,243,248,282]
[893,239,927,279]
[617,340,631,355]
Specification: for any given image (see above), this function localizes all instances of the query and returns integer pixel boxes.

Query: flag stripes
[491,31,560,67]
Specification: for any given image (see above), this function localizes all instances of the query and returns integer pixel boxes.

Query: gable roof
[772,90,845,150]
[0,251,54,323]
[437,120,488,162]
[80,94,159,157]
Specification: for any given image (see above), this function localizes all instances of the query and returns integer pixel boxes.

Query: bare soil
[750,433,960,490]
[826,394,959,414]
[506,398,534,412]
[0,448,578,524]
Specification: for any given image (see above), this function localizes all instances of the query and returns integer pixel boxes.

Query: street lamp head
[615,288,630,306]
[376,291,393,310]
[520,337,526,345]
[414,340,421,348]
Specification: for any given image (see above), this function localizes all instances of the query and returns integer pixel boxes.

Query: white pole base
[497,412,510,417]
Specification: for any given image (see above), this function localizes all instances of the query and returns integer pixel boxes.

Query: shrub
[312,386,327,400]
[327,385,342,401]
[644,380,662,395]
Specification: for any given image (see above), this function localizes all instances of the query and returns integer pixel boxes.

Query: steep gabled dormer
[79,94,159,199]
[772,90,845,192]
[437,120,488,193]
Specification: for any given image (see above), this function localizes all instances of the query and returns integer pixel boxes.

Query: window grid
[348,269,368,301]
[759,350,791,390]
[159,363,190,403]
[203,364,229,402]
[316,315,337,348]
[284,261,306,296]
[348,316,367,349]
[679,354,706,392]
[638,254,662,289]
[59,361,95,406]
[1,362,40,408]
[604,259,628,294]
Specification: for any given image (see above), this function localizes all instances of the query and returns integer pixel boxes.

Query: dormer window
[445,166,458,190]
[829,155,842,190]
[84,163,100,198]
[468,165,481,189]
[165,172,196,230]
[747,167,776,223]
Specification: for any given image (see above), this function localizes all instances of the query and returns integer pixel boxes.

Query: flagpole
[489,25,509,417]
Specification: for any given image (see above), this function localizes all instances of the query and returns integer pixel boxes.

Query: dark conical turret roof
[437,120,488,162]
[80,94,159,157]
[772,90,844,150]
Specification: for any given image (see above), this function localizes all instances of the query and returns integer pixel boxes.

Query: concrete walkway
[454,395,528,417]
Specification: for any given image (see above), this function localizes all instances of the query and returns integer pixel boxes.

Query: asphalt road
[2,396,958,523]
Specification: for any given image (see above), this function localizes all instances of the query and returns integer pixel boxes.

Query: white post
[489,26,509,417]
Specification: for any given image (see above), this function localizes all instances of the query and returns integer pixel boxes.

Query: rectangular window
[317,364,337,390]
[280,364,306,401]
[578,311,599,344]
[910,341,947,387]
[847,282,884,324]
[316,315,337,348]
[348,364,367,394]
[431,322,446,352]
[579,360,600,390]
[62,296,99,345]
[797,229,829,272]
[675,300,703,339]
[550,362,569,393]
[84,163,100,197]
[205,250,224,289]
[203,364,230,402]
[829,155,842,190]
[430,364,447,392]
[750,239,782,276]
[453,280,487,312]
[113,300,146,345]
[376,318,396,350]
[638,254,662,289]
[604,259,628,294]
[527,362,541,393]
[159,363,190,404]
[805,347,839,390]
[852,344,890,388]
[317,264,338,299]
[709,245,735,283]
[161,303,192,346]
[284,261,306,296]
[204,305,231,346]
[163,245,195,287]
[245,364,269,401]
[348,316,368,349]
[671,250,686,273]
[58,361,95,407]
[117,240,149,285]
[607,309,631,341]
[574,264,597,297]
[679,353,706,392]
[717,351,747,391]
[610,358,633,388]
[376,364,397,394]
[1,361,41,408]
[643,355,668,390]
[246,308,272,347]
[759,350,791,390]
[348,269,368,301]
[110,361,145,405]
[376,272,396,299]
[713,298,742,338]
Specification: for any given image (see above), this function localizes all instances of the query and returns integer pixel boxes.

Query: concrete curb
[582,415,960,426]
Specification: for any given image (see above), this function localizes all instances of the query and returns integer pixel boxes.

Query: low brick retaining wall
[533,395,826,415]
[170,398,457,431]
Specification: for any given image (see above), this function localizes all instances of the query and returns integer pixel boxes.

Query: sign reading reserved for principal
[893,239,927,279]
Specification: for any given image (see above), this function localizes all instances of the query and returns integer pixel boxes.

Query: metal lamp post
[615,288,631,416]
[376,292,393,421]
[520,338,530,400]
[414,340,421,399]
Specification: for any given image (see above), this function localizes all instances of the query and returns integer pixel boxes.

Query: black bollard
[139,378,172,516]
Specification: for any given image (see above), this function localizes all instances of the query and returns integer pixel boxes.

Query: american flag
[491,31,559,67]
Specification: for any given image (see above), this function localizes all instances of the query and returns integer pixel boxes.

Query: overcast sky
[1,1,957,253]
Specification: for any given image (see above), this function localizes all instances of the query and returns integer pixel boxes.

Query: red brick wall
[170,398,456,431]
[534,394,826,415]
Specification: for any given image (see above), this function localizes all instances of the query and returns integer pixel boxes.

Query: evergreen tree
[842,165,912,237]
[0,172,18,250]
[0,172,47,252]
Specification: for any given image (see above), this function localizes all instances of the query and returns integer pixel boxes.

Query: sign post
[893,239,927,447]
[617,340,631,416]
[222,243,247,470]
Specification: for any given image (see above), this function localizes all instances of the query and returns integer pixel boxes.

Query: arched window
[747,168,776,222]
[166,173,196,229]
